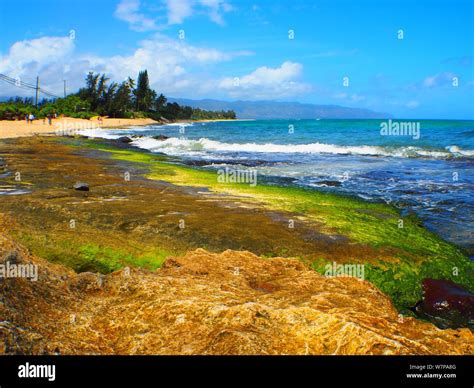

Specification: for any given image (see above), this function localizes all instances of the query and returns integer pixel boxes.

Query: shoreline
[0,117,159,139]
[0,117,248,139]
[0,135,472,354]
[19,136,474,312]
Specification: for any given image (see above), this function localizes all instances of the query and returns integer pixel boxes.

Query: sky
[0,0,473,119]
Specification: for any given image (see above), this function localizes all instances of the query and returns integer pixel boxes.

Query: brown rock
[0,227,473,355]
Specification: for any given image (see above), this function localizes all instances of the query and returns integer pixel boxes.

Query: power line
[0,73,62,99]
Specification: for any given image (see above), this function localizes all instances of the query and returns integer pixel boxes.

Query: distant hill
[169,98,391,119]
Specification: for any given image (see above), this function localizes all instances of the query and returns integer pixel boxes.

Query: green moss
[13,231,173,274]
[77,244,169,273]
[80,140,465,258]
[71,138,474,308]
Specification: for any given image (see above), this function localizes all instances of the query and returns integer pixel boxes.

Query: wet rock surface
[152,134,169,141]
[0,229,473,355]
[116,136,133,144]
[414,279,474,329]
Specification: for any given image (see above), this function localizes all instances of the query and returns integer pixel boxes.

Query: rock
[414,279,474,328]
[117,136,133,144]
[152,134,169,141]
[73,182,89,191]
[316,180,342,187]
[0,223,473,355]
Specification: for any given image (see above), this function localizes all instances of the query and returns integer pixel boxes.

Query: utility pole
[64,80,67,98]
[35,76,39,107]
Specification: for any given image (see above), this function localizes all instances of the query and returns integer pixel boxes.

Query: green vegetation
[0,70,236,121]
[77,244,171,272]
[77,138,474,309]
[13,231,174,274]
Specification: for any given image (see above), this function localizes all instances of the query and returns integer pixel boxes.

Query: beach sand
[0,117,158,139]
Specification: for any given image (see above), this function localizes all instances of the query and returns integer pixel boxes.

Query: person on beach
[25,114,28,124]
[28,113,34,123]
[47,114,52,125]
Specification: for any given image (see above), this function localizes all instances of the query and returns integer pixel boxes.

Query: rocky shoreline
[0,224,472,355]
[0,135,472,354]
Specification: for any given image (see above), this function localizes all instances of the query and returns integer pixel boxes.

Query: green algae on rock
[1,136,473,318]
[71,137,474,311]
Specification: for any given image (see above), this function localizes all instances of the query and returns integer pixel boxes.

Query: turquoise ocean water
[82,119,474,256]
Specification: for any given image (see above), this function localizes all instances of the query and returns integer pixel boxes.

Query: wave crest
[130,137,474,159]
[78,129,474,160]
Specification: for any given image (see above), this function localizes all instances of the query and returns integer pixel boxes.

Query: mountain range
[169,98,392,119]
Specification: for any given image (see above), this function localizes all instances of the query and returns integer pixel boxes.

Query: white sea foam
[129,137,474,159]
[78,129,474,160]
[78,128,120,139]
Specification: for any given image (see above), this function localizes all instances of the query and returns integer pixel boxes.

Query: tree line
[0,70,236,121]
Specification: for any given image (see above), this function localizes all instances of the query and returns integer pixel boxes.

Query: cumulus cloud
[0,35,312,101]
[198,0,234,25]
[165,0,194,24]
[0,36,74,77]
[218,61,311,99]
[115,0,234,29]
[0,34,249,98]
[114,0,158,31]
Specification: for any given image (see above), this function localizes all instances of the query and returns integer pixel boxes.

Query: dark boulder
[414,278,474,329]
[73,182,90,191]
[316,180,342,187]
[117,136,133,144]
[152,134,169,141]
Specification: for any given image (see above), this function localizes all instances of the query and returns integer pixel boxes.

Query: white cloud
[332,92,365,102]
[423,72,456,88]
[165,0,194,24]
[0,34,249,98]
[218,61,311,99]
[198,0,234,25]
[114,0,158,32]
[97,35,240,93]
[115,0,234,29]
[0,36,312,102]
[0,36,74,78]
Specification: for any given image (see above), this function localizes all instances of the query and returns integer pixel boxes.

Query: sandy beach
[0,117,158,139]
[0,117,247,139]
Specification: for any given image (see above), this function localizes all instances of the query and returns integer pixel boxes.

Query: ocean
[80,119,474,256]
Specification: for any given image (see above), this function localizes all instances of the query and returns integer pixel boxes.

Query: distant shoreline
[0,116,249,139]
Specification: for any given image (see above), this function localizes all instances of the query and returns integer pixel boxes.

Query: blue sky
[0,0,473,118]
